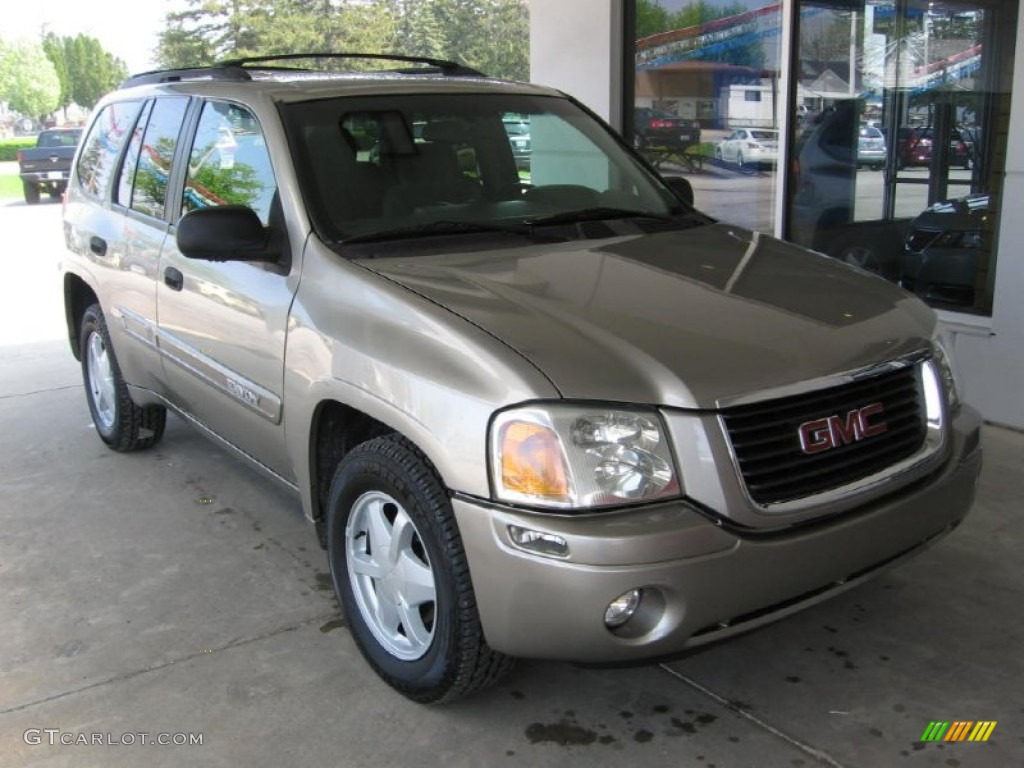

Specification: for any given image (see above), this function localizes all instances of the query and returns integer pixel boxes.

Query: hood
[360,224,935,408]
[911,193,992,232]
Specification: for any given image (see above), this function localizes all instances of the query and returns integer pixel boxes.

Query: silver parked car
[857,124,887,169]
[61,53,982,703]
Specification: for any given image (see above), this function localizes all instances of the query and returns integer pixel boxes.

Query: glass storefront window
[787,0,1017,316]
[632,0,784,233]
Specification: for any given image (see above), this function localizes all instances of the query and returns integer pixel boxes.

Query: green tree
[0,38,61,120]
[155,0,528,80]
[636,0,673,38]
[59,34,127,109]
[42,33,72,114]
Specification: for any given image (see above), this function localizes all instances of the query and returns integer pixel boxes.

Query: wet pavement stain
[525,721,597,747]
[319,618,346,633]
[214,507,233,515]
[652,704,670,714]
[695,713,717,725]
[670,717,696,734]
[633,729,653,743]
[509,690,525,700]
[785,675,801,683]
[253,543,265,550]
[314,572,333,591]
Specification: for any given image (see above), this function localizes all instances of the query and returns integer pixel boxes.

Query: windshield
[282,93,690,245]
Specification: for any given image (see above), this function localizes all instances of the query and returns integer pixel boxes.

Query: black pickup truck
[18,128,82,204]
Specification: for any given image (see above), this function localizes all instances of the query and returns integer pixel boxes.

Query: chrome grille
[722,366,927,505]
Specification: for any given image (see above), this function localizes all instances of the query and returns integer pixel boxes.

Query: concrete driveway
[1,199,1021,768]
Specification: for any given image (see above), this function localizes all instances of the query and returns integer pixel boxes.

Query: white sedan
[715,129,779,168]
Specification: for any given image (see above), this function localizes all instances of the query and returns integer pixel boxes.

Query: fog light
[507,525,569,558]
[604,589,643,628]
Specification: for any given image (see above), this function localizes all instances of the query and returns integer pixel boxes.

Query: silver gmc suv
[60,54,982,703]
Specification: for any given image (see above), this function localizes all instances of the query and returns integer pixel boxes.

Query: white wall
[945,10,1024,429]
[529,0,624,130]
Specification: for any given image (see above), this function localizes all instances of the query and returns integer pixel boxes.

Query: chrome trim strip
[717,358,948,516]
[714,350,930,409]
[117,307,159,350]
[155,329,283,424]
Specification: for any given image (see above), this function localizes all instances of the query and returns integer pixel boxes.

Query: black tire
[79,304,166,452]
[326,434,513,703]
[23,182,40,205]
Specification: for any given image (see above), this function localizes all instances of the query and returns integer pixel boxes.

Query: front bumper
[454,405,982,661]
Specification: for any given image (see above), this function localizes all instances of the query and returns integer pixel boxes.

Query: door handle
[164,267,184,292]
[89,236,107,256]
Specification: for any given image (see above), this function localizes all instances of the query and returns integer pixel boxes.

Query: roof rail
[218,52,484,77]
[121,52,484,88]
[120,66,252,88]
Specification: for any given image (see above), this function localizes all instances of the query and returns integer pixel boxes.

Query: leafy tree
[636,0,673,39]
[42,33,72,114]
[155,0,528,80]
[37,34,128,111]
[0,38,61,120]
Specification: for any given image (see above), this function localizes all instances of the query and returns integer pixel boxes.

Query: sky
[2,0,170,74]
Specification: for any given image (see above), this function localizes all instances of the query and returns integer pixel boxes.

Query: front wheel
[326,435,513,703]
[80,304,166,451]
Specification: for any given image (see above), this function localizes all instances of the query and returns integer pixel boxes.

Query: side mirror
[176,206,273,262]
[662,176,694,208]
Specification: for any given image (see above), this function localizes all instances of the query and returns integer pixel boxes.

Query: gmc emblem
[798,403,888,454]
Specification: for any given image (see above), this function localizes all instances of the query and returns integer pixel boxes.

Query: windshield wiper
[524,207,682,227]
[340,220,554,245]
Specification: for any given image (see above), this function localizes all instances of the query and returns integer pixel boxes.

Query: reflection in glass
[183,102,278,224]
[787,0,1016,316]
[633,0,783,233]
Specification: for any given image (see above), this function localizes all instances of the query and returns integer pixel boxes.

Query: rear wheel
[23,182,40,205]
[80,304,166,451]
[326,435,513,703]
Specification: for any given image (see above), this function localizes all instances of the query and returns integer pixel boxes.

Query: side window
[116,102,152,209]
[77,100,143,200]
[130,98,189,220]
[183,101,277,224]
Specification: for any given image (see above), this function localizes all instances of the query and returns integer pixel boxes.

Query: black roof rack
[121,52,484,88]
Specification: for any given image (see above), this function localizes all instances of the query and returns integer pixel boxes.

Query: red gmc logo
[798,403,888,454]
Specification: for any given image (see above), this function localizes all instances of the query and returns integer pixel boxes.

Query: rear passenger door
[155,100,297,479]
[66,97,188,395]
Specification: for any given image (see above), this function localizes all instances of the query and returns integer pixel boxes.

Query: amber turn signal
[499,421,570,500]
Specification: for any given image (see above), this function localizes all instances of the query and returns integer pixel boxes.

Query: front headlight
[931,334,961,411]
[490,404,680,510]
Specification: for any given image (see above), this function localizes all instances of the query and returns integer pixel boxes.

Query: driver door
[156,99,297,479]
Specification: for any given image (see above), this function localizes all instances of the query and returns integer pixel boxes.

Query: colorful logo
[920,721,997,742]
